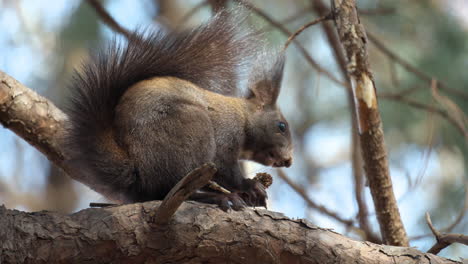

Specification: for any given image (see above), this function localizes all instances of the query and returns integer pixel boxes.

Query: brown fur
[65,9,292,208]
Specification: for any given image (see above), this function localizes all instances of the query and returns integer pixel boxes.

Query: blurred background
[0,0,466,259]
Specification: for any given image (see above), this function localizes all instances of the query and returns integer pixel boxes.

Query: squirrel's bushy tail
[65,9,259,201]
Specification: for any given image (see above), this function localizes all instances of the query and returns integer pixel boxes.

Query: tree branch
[86,0,132,38]
[277,169,354,227]
[310,0,378,243]
[0,203,460,263]
[0,71,68,166]
[331,0,409,246]
[367,32,468,101]
[283,13,332,50]
[425,212,468,255]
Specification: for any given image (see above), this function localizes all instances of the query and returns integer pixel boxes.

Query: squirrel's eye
[277,121,286,133]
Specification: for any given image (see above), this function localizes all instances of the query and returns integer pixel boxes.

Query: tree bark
[310,0,378,243]
[0,71,67,166]
[0,202,459,264]
[331,0,409,246]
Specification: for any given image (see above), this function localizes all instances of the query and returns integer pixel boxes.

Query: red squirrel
[65,9,293,211]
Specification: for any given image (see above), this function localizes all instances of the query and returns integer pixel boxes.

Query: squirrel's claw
[240,179,268,207]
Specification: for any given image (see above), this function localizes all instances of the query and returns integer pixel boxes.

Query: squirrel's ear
[247,53,285,106]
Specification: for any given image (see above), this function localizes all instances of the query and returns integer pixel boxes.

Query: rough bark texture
[311,0,378,243]
[0,202,459,264]
[0,71,67,166]
[331,0,409,246]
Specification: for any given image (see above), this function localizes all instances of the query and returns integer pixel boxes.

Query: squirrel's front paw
[239,179,268,207]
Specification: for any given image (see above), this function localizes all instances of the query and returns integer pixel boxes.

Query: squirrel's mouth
[273,157,292,168]
[251,150,292,168]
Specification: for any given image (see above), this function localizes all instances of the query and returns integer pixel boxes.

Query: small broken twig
[151,163,217,225]
[425,212,468,255]
[283,13,333,51]
[207,180,231,194]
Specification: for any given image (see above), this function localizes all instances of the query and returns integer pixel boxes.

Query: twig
[283,13,333,51]
[151,163,217,225]
[86,0,132,38]
[207,180,231,194]
[410,185,468,241]
[388,59,399,88]
[443,185,468,233]
[367,31,468,101]
[234,0,347,89]
[277,169,354,227]
[256,6,315,35]
[413,86,437,186]
[425,212,468,255]
[380,93,468,140]
[430,79,467,141]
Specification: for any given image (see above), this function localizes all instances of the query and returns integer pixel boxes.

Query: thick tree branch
[0,71,68,166]
[331,0,409,246]
[310,0,378,244]
[0,203,459,263]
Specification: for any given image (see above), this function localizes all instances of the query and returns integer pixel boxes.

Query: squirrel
[65,9,293,211]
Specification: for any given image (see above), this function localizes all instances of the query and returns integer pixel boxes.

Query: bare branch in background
[86,0,132,38]
[256,6,314,35]
[380,93,468,139]
[331,0,409,246]
[431,80,468,141]
[277,169,369,236]
[283,13,332,51]
[411,186,468,241]
[367,32,468,101]
[235,0,347,88]
[425,212,468,255]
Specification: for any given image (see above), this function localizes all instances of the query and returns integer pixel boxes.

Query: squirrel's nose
[275,157,292,168]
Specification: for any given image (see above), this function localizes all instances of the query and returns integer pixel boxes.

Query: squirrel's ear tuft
[247,52,285,106]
